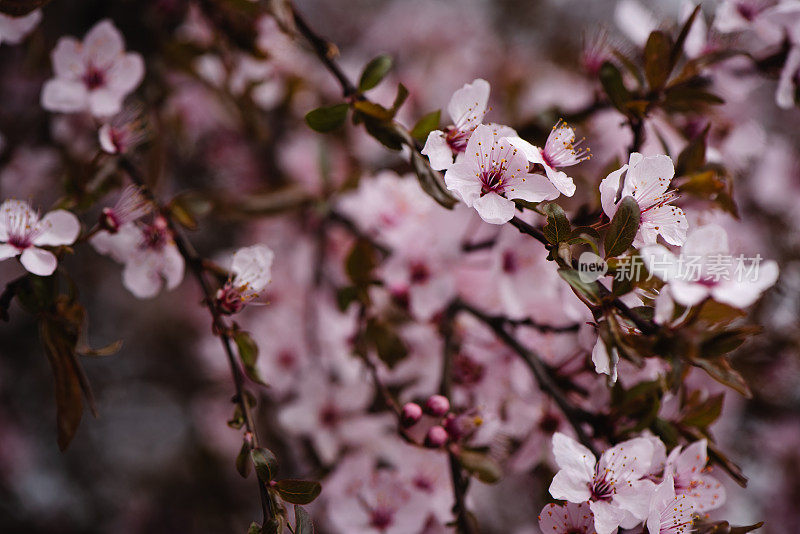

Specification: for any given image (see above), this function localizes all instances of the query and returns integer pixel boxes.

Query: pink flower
[550,432,656,534]
[98,106,148,154]
[664,440,726,513]
[215,244,274,314]
[508,120,592,197]
[421,79,490,171]
[98,185,151,232]
[538,502,597,534]
[90,217,185,298]
[600,153,688,247]
[444,124,560,224]
[645,473,695,534]
[0,200,80,276]
[0,9,41,46]
[41,19,144,117]
[640,224,779,309]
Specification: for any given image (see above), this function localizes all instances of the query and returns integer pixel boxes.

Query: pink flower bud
[424,394,450,417]
[425,425,448,448]
[400,402,423,427]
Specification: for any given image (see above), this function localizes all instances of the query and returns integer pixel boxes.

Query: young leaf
[410,150,458,209]
[247,522,262,534]
[233,330,266,385]
[675,124,709,176]
[557,268,601,305]
[459,449,502,484]
[359,54,393,91]
[365,318,408,368]
[295,505,315,534]
[542,203,571,245]
[236,440,252,478]
[599,62,632,115]
[644,31,674,90]
[410,110,441,142]
[305,103,349,133]
[251,447,278,483]
[671,4,702,69]
[275,479,322,505]
[345,239,378,286]
[604,196,640,259]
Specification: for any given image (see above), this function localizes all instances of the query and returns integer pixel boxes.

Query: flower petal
[472,192,515,225]
[444,161,482,206]
[51,36,84,79]
[0,243,21,261]
[20,247,57,276]
[447,78,489,130]
[83,19,125,67]
[422,130,455,171]
[600,164,627,218]
[552,431,596,481]
[34,209,80,246]
[506,173,560,203]
[41,78,89,113]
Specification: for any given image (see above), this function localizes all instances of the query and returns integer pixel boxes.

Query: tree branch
[118,157,274,524]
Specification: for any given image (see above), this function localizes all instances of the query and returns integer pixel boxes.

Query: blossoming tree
[0,0,797,532]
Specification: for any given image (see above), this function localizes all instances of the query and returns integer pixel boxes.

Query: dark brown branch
[118,157,274,523]
[453,299,600,457]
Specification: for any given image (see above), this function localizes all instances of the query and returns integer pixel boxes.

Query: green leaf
[542,203,571,245]
[604,196,641,259]
[0,0,52,16]
[689,356,751,398]
[459,449,502,484]
[236,440,252,478]
[699,326,760,357]
[233,330,266,385]
[680,392,724,428]
[391,83,409,113]
[675,124,709,176]
[644,31,674,90]
[567,226,601,254]
[39,295,97,451]
[671,4,702,69]
[247,522,262,534]
[599,61,633,115]
[365,318,408,368]
[345,239,378,286]
[362,117,405,150]
[295,505,314,534]
[352,100,394,121]
[557,268,601,305]
[275,479,322,505]
[663,86,724,112]
[335,286,360,312]
[251,447,278,483]
[411,150,458,209]
[359,54,393,91]
[305,103,349,133]
[411,110,441,142]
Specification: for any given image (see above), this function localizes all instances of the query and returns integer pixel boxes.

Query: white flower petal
[447,78,489,129]
[421,130,455,171]
[472,192,515,225]
[34,209,80,246]
[20,247,57,276]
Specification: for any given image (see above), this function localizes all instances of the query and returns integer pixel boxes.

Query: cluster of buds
[400,394,482,449]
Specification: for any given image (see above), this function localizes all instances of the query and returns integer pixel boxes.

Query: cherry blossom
[99,106,148,154]
[600,152,688,247]
[215,244,274,314]
[98,185,151,233]
[421,78,490,171]
[0,200,81,276]
[444,124,560,224]
[41,19,144,117]
[664,439,726,513]
[507,120,592,197]
[640,224,779,309]
[549,432,656,534]
[0,9,41,46]
[761,2,800,109]
[538,502,597,534]
[645,473,695,534]
[90,217,185,298]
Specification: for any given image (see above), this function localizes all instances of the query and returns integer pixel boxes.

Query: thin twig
[439,302,478,534]
[118,157,274,523]
[453,299,600,457]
